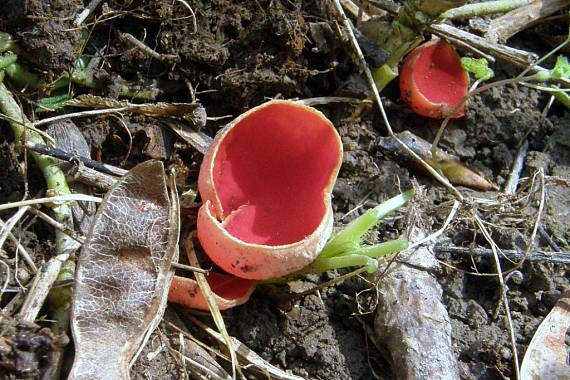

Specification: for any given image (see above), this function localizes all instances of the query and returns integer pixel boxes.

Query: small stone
[500,347,512,360]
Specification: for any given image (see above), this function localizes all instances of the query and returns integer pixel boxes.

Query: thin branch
[24,141,127,176]
[434,245,570,265]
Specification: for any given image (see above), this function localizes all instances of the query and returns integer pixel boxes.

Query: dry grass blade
[188,315,305,380]
[68,95,207,124]
[473,212,521,379]
[184,234,241,379]
[0,194,102,212]
[33,95,207,129]
[18,253,70,322]
[69,161,179,380]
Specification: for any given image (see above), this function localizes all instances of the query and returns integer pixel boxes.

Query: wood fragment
[435,245,570,265]
[374,230,459,379]
[67,165,119,191]
[430,23,538,66]
[24,141,128,177]
[487,0,570,43]
[119,33,180,62]
[504,140,529,194]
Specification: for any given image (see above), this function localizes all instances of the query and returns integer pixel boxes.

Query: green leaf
[461,57,494,81]
[550,55,570,80]
[36,93,72,113]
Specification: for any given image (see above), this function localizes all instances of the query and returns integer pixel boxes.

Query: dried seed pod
[69,161,179,380]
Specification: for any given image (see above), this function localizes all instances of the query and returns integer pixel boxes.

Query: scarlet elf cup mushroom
[399,39,469,119]
[198,100,343,280]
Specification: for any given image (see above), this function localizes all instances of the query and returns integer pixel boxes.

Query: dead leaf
[378,131,497,191]
[520,291,570,380]
[67,95,207,127]
[69,161,179,380]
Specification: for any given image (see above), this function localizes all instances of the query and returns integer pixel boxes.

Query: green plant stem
[321,189,415,258]
[0,53,17,70]
[305,254,378,274]
[373,63,400,92]
[349,237,409,257]
[69,70,159,100]
[440,0,530,20]
[0,81,77,334]
[4,62,41,89]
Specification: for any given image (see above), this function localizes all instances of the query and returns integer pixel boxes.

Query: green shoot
[461,57,494,81]
[320,189,415,259]
[0,53,18,70]
[265,190,414,283]
[296,190,414,276]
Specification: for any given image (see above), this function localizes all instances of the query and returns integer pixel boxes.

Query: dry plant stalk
[378,131,497,191]
[69,161,179,380]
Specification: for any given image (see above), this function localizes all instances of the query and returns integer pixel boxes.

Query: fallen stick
[24,141,127,176]
[374,230,459,378]
[487,0,570,43]
[434,245,570,265]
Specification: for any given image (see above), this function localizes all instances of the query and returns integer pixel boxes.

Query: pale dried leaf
[184,235,240,379]
[69,161,179,380]
[163,119,212,155]
[67,95,206,126]
[520,291,570,380]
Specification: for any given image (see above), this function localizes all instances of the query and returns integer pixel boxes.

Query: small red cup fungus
[399,38,469,119]
[169,272,256,310]
[198,100,343,280]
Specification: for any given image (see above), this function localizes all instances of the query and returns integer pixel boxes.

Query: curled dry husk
[520,291,570,379]
[400,38,469,119]
[198,100,343,280]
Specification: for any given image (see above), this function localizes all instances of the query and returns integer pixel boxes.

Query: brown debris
[378,131,498,191]
[0,312,69,379]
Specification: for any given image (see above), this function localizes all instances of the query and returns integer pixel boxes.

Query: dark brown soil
[1,1,569,379]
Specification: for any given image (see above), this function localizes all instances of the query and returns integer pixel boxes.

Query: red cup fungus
[169,272,256,310]
[399,38,469,119]
[197,100,343,280]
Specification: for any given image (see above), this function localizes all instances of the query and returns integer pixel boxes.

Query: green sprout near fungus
[302,189,414,275]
